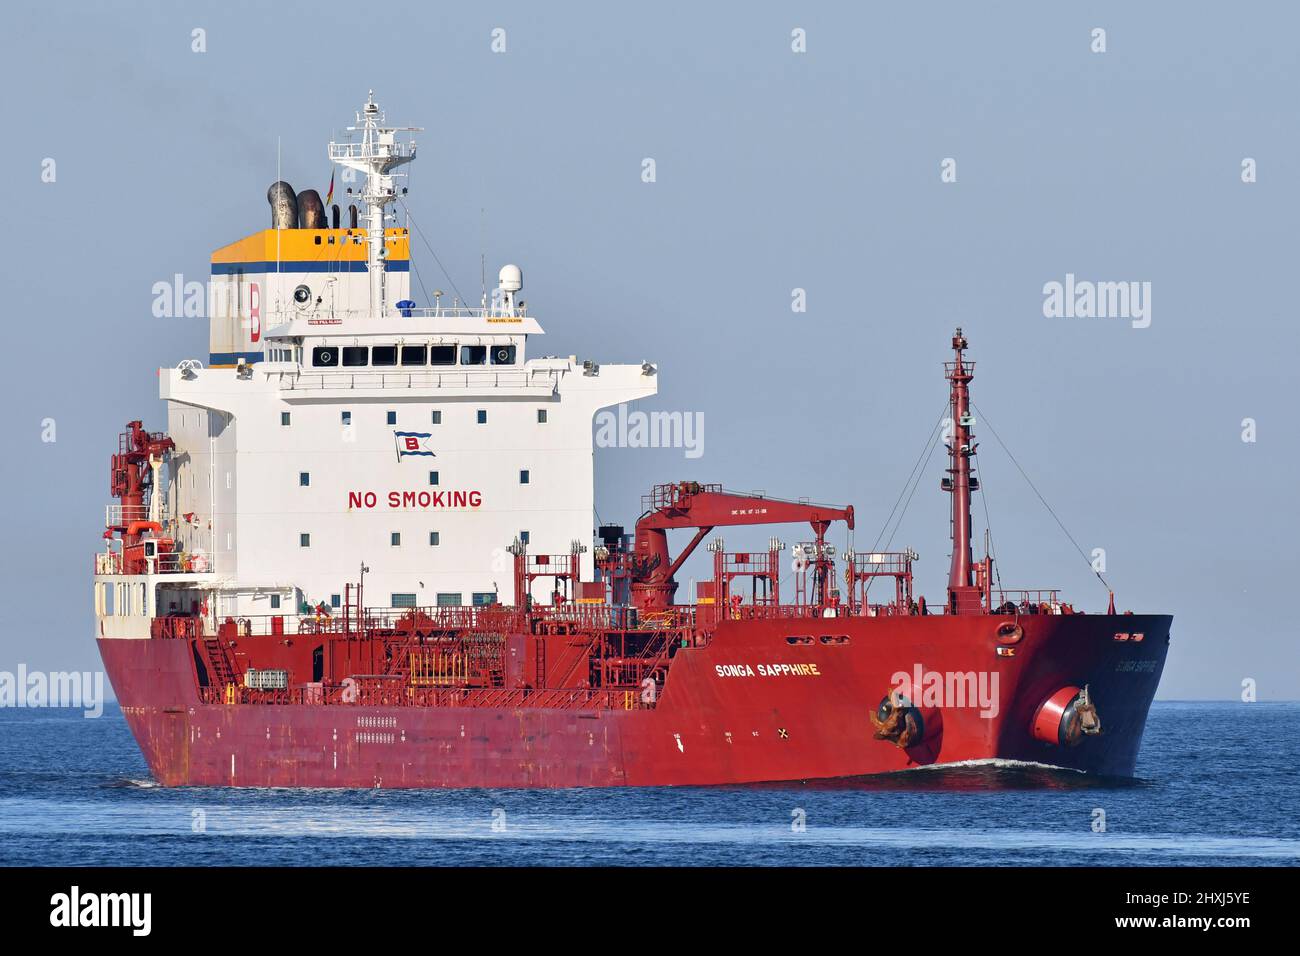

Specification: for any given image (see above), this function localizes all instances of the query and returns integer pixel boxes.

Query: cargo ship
[94,93,1170,787]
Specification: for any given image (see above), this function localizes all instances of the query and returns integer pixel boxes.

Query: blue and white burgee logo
[394,431,435,459]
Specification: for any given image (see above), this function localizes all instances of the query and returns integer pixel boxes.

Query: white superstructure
[154,93,656,619]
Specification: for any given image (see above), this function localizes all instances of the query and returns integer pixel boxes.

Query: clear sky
[2,1,1295,699]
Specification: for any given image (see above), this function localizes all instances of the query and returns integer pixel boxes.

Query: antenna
[327,91,421,319]
[276,136,281,278]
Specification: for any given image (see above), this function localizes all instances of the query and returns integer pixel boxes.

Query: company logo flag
[394,431,435,459]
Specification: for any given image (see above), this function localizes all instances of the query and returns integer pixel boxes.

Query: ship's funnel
[267,181,298,229]
[297,189,327,229]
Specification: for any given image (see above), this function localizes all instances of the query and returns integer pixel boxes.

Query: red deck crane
[629,481,855,611]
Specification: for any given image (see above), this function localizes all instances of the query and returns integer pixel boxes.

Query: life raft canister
[870,688,926,749]
[1031,684,1103,747]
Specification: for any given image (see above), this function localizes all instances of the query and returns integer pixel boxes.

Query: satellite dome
[498,264,523,293]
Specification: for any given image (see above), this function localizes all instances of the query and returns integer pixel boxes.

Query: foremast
[944,328,985,614]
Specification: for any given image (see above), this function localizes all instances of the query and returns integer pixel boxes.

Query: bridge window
[342,346,368,367]
[429,345,456,366]
[460,345,487,366]
[311,347,338,367]
[392,593,418,608]
[491,344,516,365]
[436,593,462,607]
[472,592,497,606]
[372,346,398,367]
[401,345,426,366]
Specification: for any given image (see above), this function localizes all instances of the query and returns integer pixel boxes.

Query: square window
[537,409,547,423]
[429,471,439,486]
[270,594,281,609]
[401,345,426,366]
[299,472,310,487]
[342,346,368,367]
[436,592,462,607]
[472,592,497,607]
[300,533,311,547]
[476,409,487,425]
[391,532,401,546]
[429,531,440,546]
[341,411,352,425]
[330,594,341,609]
[371,346,398,366]
[431,410,442,425]
[429,345,456,366]
[386,410,397,425]
[520,531,530,545]
[391,593,418,608]
[520,469,530,484]
[460,345,487,366]
[281,411,291,426]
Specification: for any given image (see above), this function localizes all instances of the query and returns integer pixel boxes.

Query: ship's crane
[628,481,854,611]
[107,420,176,573]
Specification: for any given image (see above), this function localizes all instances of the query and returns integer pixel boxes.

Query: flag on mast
[325,170,335,207]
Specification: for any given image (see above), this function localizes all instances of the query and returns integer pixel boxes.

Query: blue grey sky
[2,1,1294,698]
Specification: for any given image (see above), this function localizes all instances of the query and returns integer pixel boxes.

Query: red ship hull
[100,612,1169,788]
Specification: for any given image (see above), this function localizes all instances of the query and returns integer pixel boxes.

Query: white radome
[498,264,523,292]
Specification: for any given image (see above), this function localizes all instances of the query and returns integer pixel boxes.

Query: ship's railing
[214,605,530,638]
[704,602,845,624]
[642,481,723,512]
[277,367,559,393]
[993,589,1062,610]
[205,681,652,711]
[151,616,205,640]
[92,549,212,576]
[105,504,151,527]
[533,603,639,630]
[209,602,675,638]
[267,304,530,322]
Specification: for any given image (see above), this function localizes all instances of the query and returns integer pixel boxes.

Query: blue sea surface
[0,701,1295,866]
